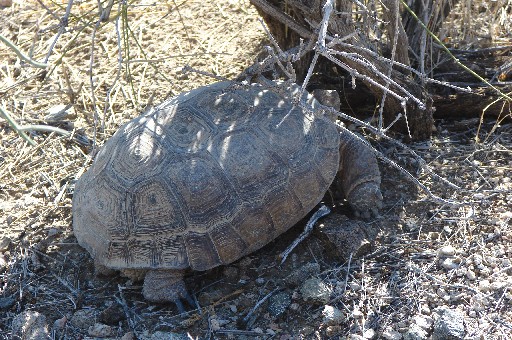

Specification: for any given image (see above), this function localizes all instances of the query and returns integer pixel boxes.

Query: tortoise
[72,81,382,311]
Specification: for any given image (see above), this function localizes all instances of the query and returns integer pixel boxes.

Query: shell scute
[72,81,340,271]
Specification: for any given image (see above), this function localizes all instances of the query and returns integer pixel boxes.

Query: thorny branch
[240,0,466,205]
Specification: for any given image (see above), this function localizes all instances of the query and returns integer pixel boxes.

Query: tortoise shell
[72,82,340,272]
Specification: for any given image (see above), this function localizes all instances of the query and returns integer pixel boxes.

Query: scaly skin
[338,130,383,219]
[142,269,195,313]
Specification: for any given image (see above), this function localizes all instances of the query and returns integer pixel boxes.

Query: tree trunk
[250,0,435,140]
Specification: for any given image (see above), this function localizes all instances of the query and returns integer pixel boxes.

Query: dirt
[1,1,512,339]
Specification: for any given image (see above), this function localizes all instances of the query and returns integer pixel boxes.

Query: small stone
[466,270,476,280]
[325,325,342,337]
[350,281,362,291]
[491,281,505,291]
[437,288,448,299]
[139,331,189,340]
[300,278,330,304]
[322,305,345,326]
[210,318,221,331]
[255,277,265,285]
[285,262,320,287]
[223,266,239,280]
[0,296,15,310]
[290,302,300,311]
[45,104,75,122]
[12,311,51,340]
[443,225,452,234]
[0,0,13,7]
[0,236,11,252]
[363,328,376,339]
[432,307,465,340]
[53,316,67,330]
[441,258,459,270]
[404,323,428,340]
[99,301,126,325]
[300,326,315,336]
[478,279,491,292]
[420,304,431,315]
[348,334,365,340]
[267,291,291,318]
[438,245,456,257]
[472,255,483,265]
[70,309,97,330]
[317,214,375,259]
[413,315,433,330]
[352,307,363,319]
[121,332,135,340]
[382,328,402,340]
[88,323,113,337]
[197,290,223,306]
[264,327,277,336]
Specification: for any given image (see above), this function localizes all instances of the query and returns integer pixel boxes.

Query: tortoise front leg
[337,131,383,219]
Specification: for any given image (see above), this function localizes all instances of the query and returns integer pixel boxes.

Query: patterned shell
[72,82,340,271]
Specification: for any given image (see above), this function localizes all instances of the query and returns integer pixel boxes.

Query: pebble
[438,245,456,257]
[88,323,113,337]
[70,309,97,330]
[0,254,6,268]
[363,328,376,339]
[300,326,315,336]
[404,323,428,340]
[300,278,330,304]
[441,258,459,270]
[419,304,431,315]
[210,318,221,331]
[267,291,291,318]
[478,279,491,292]
[322,305,345,326]
[255,277,266,285]
[472,254,483,266]
[285,262,320,287]
[413,315,433,330]
[350,281,362,291]
[466,270,477,280]
[432,307,465,340]
[121,332,135,340]
[45,104,75,122]
[53,316,68,330]
[99,301,126,325]
[139,331,189,340]
[0,236,11,252]
[325,325,342,337]
[0,296,15,310]
[382,328,402,340]
[11,311,51,340]
[0,0,12,7]
[352,307,363,319]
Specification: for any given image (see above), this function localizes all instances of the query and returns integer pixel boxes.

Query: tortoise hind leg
[142,269,195,313]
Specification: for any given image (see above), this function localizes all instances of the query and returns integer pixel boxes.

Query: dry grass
[1,0,512,339]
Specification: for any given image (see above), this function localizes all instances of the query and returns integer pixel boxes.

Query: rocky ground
[1,0,512,339]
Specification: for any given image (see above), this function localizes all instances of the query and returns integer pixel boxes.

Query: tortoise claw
[142,269,197,313]
[173,289,197,314]
[174,298,186,314]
